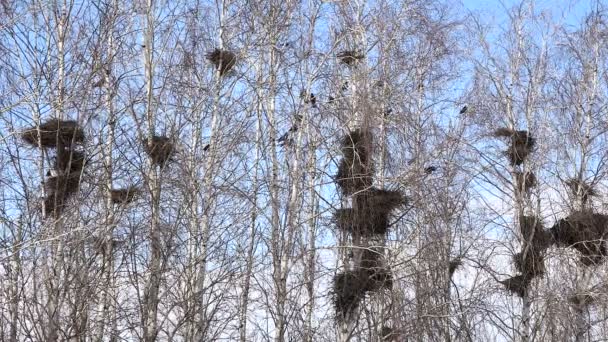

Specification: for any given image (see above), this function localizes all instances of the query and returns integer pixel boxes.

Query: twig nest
[515,171,537,192]
[54,149,86,176]
[565,178,597,204]
[513,251,545,278]
[206,48,237,76]
[550,211,608,266]
[143,136,175,165]
[110,186,139,204]
[500,274,532,297]
[493,128,536,165]
[337,50,365,66]
[333,271,367,321]
[21,119,85,148]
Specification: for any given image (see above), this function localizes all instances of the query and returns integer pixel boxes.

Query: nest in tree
[337,50,365,66]
[569,293,595,307]
[334,208,390,236]
[550,211,608,265]
[566,179,597,204]
[355,187,406,213]
[358,249,393,291]
[449,259,462,277]
[43,194,68,218]
[341,129,373,163]
[54,149,86,175]
[336,158,374,195]
[494,128,535,165]
[143,136,175,165]
[513,251,545,279]
[500,274,532,297]
[333,271,367,321]
[515,171,537,192]
[21,119,85,148]
[519,215,551,251]
[206,48,236,76]
[42,173,80,218]
[111,186,139,204]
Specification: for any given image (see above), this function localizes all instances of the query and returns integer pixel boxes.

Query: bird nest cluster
[21,119,87,218]
[332,128,406,322]
[337,50,365,66]
[143,135,175,166]
[493,128,536,166]
[334,249,393,321]
[206,48,237,76]
[550,211,608,266]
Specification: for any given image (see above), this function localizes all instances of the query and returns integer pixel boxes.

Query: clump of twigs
[519,215,550,250]
[333,207,390,236]
[111,186,139,204]
[566,179,597,205]
[54,149,86,176]
[333,271,367,322]
[494,128,536,165]
[337,50,365,66]
[515,171,537,192]
[513,251,545,279]
[206,48,237,76]
[355,187,406,213]
[358,249,393,291]
[336,129,374,195]
[449,259,462,278]
[500,274,532,297]
[569,293,595,307]
[42,173,81,218]
[21,119,85,148]
[143,136,175,165]
[550,211,608,265]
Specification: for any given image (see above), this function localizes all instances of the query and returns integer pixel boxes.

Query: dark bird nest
[494,128,536,165]
[143,136,175,165]
[206,48,237,76]
[335,158,374,195]
[565,179,597,204]
[515,171,537,192]
[519,215,550,251]
[569,293,595,307]
[449,259,462,277]
[334,188,406,235]
[513,251,545,279]
[42,174,81,218]
[333,271,367,322]
[337,50,365,66]
[358,249,393,291]
[334,207,390,236]
[54,149,86,176]
[355,187,407,213]
[21,119,85,148]
[340,129,373,163]
[110,186,139,204]
[550,212,608,266]
[500,274,532,297]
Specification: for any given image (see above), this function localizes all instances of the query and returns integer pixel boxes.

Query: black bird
[341,82,349,91]
[383,108,393,116]
[300,91,316,107]
[459,106,468,114]
[203,144,210,151]
[277,116,302,146]
[328,96,335,103]
[424,166,437,174]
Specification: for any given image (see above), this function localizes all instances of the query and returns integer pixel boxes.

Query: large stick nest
[565,178,597,204]
[111,186,139,204]
[515,171,537,192]
[42,173,81,218]
[550,211,608,266]
[54,149,86,176]
[358,249,393,291]
[500,274,532,297]
[337,50,365,66]
[143,136,175,165]
[333,271,367,322]
[206,48,237,76]
[494,128,535,165]
[513,251,545,279]
[21,119,85,148]
[519,215,551,251]
[336,129,375,195]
